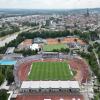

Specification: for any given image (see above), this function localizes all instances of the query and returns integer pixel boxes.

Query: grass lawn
[43,44,66,51]
[28,61,73,81]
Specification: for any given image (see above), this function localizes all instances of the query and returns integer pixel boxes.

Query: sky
[0,0,100,9]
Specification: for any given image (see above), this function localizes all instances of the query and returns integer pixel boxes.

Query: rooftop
[21,81,80,89]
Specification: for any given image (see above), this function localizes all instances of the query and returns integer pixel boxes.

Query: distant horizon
[0,0,100,10]
[0,7,100,10]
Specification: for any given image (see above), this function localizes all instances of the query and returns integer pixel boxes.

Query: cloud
[0,0,100,9]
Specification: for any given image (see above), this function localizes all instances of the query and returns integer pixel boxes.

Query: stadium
[12,36,90,100]
[13,51,89,100]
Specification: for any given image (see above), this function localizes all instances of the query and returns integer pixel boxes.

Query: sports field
[28,61,73,81]
[43,44,66,51]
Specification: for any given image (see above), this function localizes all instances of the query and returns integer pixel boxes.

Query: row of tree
[52,48,70,53]
[0,29,99,54]
[74,29,100,41]
[0,65,14,85]
[0,26,20,37]
[93,42,100,60]
[15,49,38,56]
[0,35,24,54]
[78,51,100,82]
[20,30,71,39]
[20,29,99,42]
[0,89,8,100]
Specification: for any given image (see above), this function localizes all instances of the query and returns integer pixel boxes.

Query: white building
[5,47,15,54]
[20,81,80,93]
[30,44,40,51]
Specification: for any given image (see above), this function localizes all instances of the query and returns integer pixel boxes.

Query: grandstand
[20,81,80,93]
[42,52,59,58]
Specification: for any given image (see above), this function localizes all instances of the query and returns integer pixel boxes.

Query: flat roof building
[5,47,15,54]
[20,81,80,93]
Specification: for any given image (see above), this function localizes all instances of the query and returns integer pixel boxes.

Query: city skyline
[0,0,100,9]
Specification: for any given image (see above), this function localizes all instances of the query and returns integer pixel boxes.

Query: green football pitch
[28,61,73,81]
[43,44,66,51]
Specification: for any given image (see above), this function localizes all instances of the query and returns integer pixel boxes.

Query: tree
[58,39,61,43]
[0,90,8,100]
[74,38,78,43]
[74,29,81,35]
[87,45,93,52]
[6,68,14,84]
[0,71,4,85]
[93,42,99,49]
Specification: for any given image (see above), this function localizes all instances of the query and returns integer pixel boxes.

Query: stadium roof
[44,99,51,100]
[42,52,59,54]
[21,81,80,89]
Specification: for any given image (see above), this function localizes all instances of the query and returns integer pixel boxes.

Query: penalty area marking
[28,65,32,76]
[68,64,73,76]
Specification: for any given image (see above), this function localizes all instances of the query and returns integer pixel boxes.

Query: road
[0,26,39,47]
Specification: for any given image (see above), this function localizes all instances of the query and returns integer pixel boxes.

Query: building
[30,44,41,51]
[20,81,80,93]
[34,37,44,44]
[5,47,15,54]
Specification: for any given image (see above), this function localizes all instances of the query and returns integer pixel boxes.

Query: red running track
[17,59,64,81]
[16,94,84,100]
[68,58,89,83]
[17,58,89,83]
